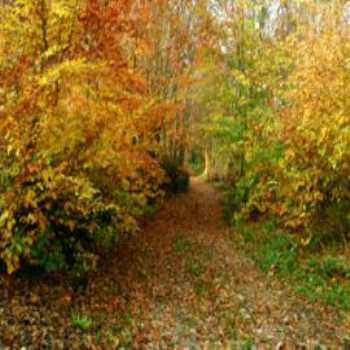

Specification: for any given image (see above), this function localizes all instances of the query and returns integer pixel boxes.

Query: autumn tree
[197,0,350,243]
[0,0,169,273]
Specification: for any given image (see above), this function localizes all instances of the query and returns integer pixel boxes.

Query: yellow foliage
[0,0,168,273]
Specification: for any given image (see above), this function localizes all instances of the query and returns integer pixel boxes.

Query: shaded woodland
[0,0,350,348]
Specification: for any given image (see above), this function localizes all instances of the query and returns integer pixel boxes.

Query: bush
[161,157,190,194]
[0,165,138,274]
[218,24,350,246]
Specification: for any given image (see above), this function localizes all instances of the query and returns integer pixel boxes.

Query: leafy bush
[161,157,190,194]
[0,165,138,274]
[277,27,350,235]
[208,4,350,246]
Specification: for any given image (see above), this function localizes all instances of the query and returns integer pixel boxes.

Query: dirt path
[0,178,348,348]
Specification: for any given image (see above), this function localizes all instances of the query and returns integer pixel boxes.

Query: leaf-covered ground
[0,178,349,349]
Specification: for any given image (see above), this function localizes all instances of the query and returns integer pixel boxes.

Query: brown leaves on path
[0,178,348,349]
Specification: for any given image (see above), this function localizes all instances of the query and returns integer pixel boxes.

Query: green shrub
[221,174,260,224]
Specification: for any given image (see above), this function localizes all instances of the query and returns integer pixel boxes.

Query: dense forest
[0,0,350,348]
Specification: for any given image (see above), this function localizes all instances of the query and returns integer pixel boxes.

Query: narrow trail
[98,178,347,348]
[0,178,347,348]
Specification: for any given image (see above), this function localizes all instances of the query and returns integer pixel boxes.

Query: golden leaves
[0,0,170,274]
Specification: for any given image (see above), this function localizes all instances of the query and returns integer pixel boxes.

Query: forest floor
[0,178,349,349]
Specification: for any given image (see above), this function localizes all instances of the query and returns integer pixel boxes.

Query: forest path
[105,177,347,348]
[0,178,347,348]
